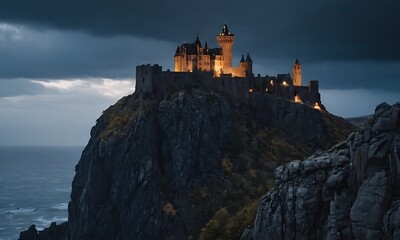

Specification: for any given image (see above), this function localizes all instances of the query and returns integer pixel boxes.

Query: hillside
[20,88,355,240]
[242,102,400,240]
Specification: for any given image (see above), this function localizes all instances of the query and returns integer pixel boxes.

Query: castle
[174,24,252,78]
[136,24,322,110]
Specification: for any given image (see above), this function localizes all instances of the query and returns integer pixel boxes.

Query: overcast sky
[0,0,399,146]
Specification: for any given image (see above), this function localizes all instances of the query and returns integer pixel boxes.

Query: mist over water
[0,146,82,240]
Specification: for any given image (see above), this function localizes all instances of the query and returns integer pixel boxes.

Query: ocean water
[0,146,82,240]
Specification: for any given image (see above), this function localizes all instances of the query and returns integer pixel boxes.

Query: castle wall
[136,64,162,94]
[136,64,321,110]
[308,80,320,104]
[231,66,246,77]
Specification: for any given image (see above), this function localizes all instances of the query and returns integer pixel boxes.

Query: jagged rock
[19,225,39,240]
[20,88,355,240]
[19,222,68,240]
[67,89,354,240]
[242,102,400,240]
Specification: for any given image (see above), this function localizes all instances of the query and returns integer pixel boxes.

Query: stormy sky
[0,0,399,146]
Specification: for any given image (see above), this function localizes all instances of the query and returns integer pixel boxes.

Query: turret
[292,58,302,86]
[194,34,202,48]
[216,23,234,73]
[244,52,253,77]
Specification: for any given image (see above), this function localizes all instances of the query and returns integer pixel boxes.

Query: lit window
[249,89,253,93]
[282,81,287,86]
[294,95,302,103]
[270,80,274,85]
[265,88,268,92]
[314,102,321,110]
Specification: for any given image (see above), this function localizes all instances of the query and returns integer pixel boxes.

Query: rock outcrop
[19,223,68,240]
[67,89,353,240]
[19,88,355,240]
[242,102,400,240]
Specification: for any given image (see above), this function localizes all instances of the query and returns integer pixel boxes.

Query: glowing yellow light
[314,102,321,110]
[270,80,274,85]
[249,89,253,93]
[294,95,302,104]
[265,88,268,92]
[282,81,287,86]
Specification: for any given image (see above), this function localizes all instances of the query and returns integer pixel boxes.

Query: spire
[295,58,300,64]
[240,54,245,62]
[205,41,209,50]
[174,46,180,56]
[246,52,252,62]
[195,34,202,47]
[219,23,234,36]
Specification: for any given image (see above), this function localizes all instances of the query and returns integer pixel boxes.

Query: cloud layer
[1,0,399,62]
[0,78,134,146]
[0,0,399,145]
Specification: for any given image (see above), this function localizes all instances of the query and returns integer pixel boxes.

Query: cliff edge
[20,88,355,240]
[241,102,400,240]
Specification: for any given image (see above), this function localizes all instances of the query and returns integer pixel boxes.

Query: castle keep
[136,24,322,110]
[174,24,252,78]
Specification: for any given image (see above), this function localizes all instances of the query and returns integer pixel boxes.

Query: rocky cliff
[241,102,400,240]
[20,88,355,240]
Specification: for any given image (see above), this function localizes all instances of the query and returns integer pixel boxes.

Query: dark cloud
[1,0,399,145]
[0,0,399,91]
[0,26,174,78]
[1,0,399,63]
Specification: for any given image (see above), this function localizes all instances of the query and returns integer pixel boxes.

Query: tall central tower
[292,58,302,86]
[216,23,234,73]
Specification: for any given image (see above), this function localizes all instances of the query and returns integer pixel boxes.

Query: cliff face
[242,102,400,240]
[65,88,354,240]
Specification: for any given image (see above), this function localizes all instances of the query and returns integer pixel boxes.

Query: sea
[0,146,82,240]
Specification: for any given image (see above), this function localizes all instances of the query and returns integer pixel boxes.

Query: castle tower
[292,58,302,86]
[216,23,234,73]
[244,52,253,77]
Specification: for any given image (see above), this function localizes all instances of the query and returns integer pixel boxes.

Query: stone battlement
[135,64,322,110]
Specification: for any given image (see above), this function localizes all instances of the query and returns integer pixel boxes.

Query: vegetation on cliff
[242,102,400,240]
[20,87,356,240]
[70,88,355,240]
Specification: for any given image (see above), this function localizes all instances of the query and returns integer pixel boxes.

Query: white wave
[0,196,12,200]
[51,203,68,210]
[34,216,68,230]
[54,188,70,192]
[7,207,35,214]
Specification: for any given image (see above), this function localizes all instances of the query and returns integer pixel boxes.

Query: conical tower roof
[240,54,245,62]
[246,52,252,62]
[194,34,202,48]
[219,23,234,36]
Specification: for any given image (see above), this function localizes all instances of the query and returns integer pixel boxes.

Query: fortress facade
[135,24,323,110]
[174,24,252,78]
